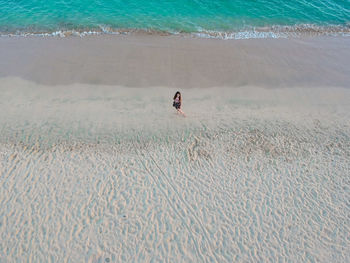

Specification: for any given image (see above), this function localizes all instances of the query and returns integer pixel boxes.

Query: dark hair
[173,91,181,101]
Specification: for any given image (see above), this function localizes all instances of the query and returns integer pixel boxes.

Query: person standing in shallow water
[173,91,186,117]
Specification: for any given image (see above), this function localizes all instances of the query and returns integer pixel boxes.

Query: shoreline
[1,34,350,88]
[2,25,350,39]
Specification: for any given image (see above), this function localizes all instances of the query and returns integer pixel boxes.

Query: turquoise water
[0,0,349,37]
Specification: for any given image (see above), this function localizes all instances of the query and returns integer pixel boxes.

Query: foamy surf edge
[1,24,350,39]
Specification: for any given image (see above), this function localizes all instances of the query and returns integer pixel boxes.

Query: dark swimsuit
[173,101,181,109]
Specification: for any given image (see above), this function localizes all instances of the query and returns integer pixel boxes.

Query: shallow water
[1,0,350,38]
[1,79,349,261]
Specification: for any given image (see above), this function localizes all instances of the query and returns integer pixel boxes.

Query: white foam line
[1,24,350,39]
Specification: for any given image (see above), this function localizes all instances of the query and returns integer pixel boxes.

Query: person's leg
[178,109,186,117]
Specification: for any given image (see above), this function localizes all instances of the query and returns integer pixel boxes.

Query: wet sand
[0,35,350,88]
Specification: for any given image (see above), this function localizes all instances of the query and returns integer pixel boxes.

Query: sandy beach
[1,35,350,88]
[1,35,350,262]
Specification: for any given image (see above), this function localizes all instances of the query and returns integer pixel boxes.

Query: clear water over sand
[1,0,350,38]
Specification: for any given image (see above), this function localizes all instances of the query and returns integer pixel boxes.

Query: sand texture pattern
[1,79,350,262]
